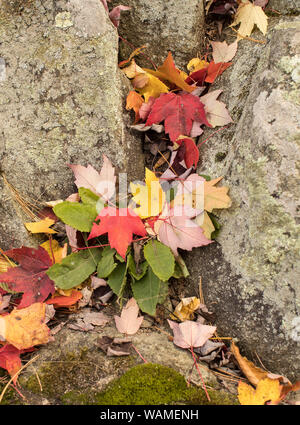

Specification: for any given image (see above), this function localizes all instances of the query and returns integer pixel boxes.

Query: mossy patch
[91,364,237,406]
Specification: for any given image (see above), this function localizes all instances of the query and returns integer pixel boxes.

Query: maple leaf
[69,155,116,201]
[187,58,209,73]
[126,90,143,122]
[230,1,268,40]
[0,246,55,309]
[0,344,33,385]
[176,137,199,169]
[205,61,232,84]
[238,378,281,405]
[170,297,201,322]
[194,211,215,239]
[45,290,82,307]
[137,73,169,103]
[199,89,233,127]
[122,59,145,79]
[0,303,50,350]
[130,168,166,219]
[100,1,130,28]
[114,297,144,335]
[185,68,208,87]
[168,319,216,349]
[204,177,232,212]
[25,218,57,234]
[146,92,211,142]
[144,52,194,93]
[154,205,212,256]
[211,40,238,63]
[88,207,147,259]
[40,239,67,264]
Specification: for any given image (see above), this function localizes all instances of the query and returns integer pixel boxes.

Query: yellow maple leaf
[0,303,50,350]
[40,239,67,264]
[25,217,57,234]
[137,73,169,103]
[170,297,201,321]
[187,58,209,73]
[238,378,281,405]
[194,211,215,240]
[130,168,166,219]
[204,177,232,212]
[230,1,268,40]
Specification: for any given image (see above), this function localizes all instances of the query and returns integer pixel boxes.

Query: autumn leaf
[176,136,200,169]
[88,207,147,259]
[211,40,238,63]
[204,177,232,212]
[144,52,194,93]
[146,92,211,142]
[40,239,67,264]
[69,155,116,201]
[200,89,233,127]
[194,211,215,239]
[126,90,144,122]
[168,319,216,349]
[114,297,144,335]
[45,290,83,307]
[25,218,57,234]
[154,205,212,256]
[122,59,145,79]
[238,378,281,405]
[170,297,201,322]
[231,341,269,386]
[0,303,50,350]
[108,5,131,28]
[130,168,166,219]
[187,58,209,73]
[0,246,55,309]
[230,1,268,40]
[0,344,33,385]
[137,73,169,103]
[205,61,232,84]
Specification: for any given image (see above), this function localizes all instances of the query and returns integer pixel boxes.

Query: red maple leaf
[88,207,147,259]
[185,68,208,87]
[205,61,232,84]
[177,137,199,168]
[0,344,34,384]
[0,247,55,309]
[145,92,211,142]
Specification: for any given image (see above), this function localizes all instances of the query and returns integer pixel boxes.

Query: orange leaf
[45,290,82,307]
[126,90,144,122]
[205,61,232,84]
[238,378,281,405]
[144,52,194,93]
[231,341,268,386]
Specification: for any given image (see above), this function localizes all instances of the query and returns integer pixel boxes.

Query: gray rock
[110,0,205,69]
[185,17,300,380]
[0,0,144,250]
[268,0,300,15]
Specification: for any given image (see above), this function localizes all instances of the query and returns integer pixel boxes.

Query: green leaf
[128,253,148,280]
[53,202,97,232]
[144,240,175,281]
[199,174,211,181]
[175,254,190,278]
[78,187,100,207]
[107,262,128,298]
[97,247,117,278]
[46,248,102,290]
[115,252,126,263]
[208,213,221,239]
[131,268,167,316]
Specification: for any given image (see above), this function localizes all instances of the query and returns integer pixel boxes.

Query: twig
[131,343,147,363]
[190,347,211,402]
[230,27,266,44]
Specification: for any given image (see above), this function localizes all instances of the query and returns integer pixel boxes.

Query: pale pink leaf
[139,97,156,121]
[190,121,204,138]
[168,319,216,349]
[91,276,107,289]
[211,40,238,63]
[200,90,233,128]
[114,297,144,335]
[109,6,131,28]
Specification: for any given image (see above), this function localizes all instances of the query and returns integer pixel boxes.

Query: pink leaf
[114,298,144,335]
[168,320,216,349]
[109,6,131,28]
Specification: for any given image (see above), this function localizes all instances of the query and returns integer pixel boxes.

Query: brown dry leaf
[114,298,144,335]
[238,378,281,405]
[230,1,268,40]
[170,297,201,321]
[204,177,232,212]
[0,303,50,349]
[231,341,268,386]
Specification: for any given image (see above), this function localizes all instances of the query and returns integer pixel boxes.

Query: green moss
[92,364,237,406]
[215,152,227,162]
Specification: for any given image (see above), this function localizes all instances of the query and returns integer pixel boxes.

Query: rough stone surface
[0,0,144,250]
[110,0,205,69]
[184,17,300,380]
[269,0,300,15]
[17,311,220,405]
